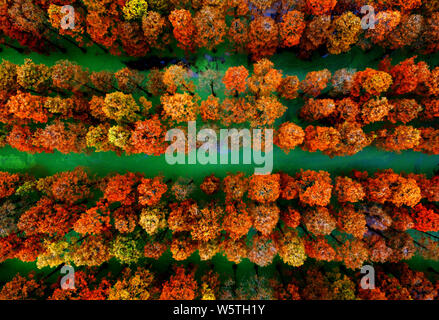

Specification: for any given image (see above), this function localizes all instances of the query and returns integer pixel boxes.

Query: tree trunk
[210,82,216,97]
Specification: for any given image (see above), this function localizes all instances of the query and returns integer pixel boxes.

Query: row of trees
[2,57,438,125]
[2,1,439,59]
[1,58,438,156]
[283,123,439,155]
[0,168,438,270]
[3,55,439,98]
[0,58,148,96]
[300,97,437,125]
[1,262,438,300]
[2,120,438,156]
[299,56,439,124]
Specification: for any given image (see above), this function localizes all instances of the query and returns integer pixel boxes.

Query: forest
[0,0,438,301]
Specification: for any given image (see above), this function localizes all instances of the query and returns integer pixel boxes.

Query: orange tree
[137,176,168,206]
[248,174,281,203]
[194,6,227,50]
[246,15,278,60]
[274,122,305,154]
[327,12,361,55]
[351,68,393,99]
[130,116,168,155]
[160,92,199,123]
[223,65,249,95]
[169,9,196,52]
[295,170,333,207]
[279,10,305,48]
[160,266,198,300]
[305,0,337,15]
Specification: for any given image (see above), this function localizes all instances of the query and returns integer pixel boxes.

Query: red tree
[137,176,168,206]
[160,266,198,300]
[169,9,196,52]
